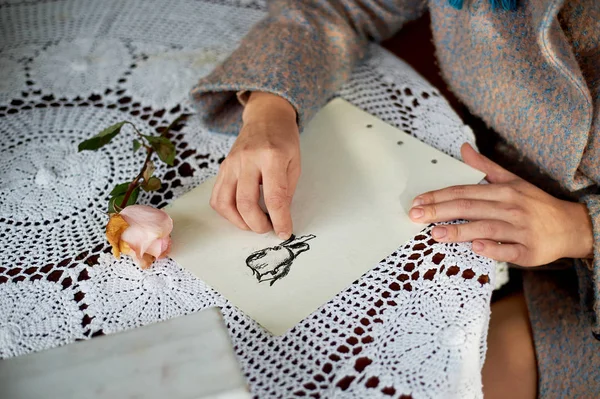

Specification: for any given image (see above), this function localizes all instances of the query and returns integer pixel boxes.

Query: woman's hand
[210,92,300,240]
[409,143,594,266]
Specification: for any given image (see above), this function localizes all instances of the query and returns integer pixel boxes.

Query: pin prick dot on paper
[366,124,372,128]
[397,141,404,145]
[431,159,438,164]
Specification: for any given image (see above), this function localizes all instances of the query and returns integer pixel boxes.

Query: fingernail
[432,227,446,239]
[278,232,290,240]
[410,207,424,219]
[473,241,484,251]
[412,197,425,206]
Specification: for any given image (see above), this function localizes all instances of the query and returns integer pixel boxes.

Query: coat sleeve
[580,194,600,338]
[189,0,427,134]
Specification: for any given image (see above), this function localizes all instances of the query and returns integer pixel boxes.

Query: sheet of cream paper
[166,98,485,336]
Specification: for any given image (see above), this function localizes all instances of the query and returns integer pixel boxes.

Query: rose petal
[139,254,155,270]
[159,237,172,259]
[119,240,133,257]
[121,241,155,269]
[120,224,154,261]
[146,236,171,258]
[120,205,173,235]
[105,214,130,259]
[120,205,173,261]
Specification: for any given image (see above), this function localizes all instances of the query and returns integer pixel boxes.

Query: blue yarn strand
[450,0,517,11]
[489,0,501,9]
[448,0,464,10]
[500,0,517,10]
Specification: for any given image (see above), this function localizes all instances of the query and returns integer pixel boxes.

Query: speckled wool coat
[190,0,600,395]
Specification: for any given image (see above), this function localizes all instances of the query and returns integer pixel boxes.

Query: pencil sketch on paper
[245,234,316,286]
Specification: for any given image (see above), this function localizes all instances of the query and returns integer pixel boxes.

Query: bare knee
[482,293,538,399]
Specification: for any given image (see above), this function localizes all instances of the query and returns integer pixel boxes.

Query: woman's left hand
[409,143,594,266]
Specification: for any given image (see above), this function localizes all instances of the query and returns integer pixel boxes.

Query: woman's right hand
[210,91,301,240]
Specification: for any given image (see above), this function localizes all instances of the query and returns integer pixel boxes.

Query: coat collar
[530,0,594,190]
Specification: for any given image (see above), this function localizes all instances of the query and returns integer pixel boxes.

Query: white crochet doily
[0,1,503,398]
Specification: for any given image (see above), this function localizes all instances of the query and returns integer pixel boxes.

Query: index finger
[262,160,293,240]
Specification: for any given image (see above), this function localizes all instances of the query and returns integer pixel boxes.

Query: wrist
[242,92,297,125]
[563,201,594,259]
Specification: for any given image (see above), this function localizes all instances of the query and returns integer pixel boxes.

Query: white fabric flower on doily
[0,280,85,359]
[0,45,43,105]
[80,254,220,334]
[0,57,24,105]
[0,106,158,268]
[372,277,489,399]
[30,38,130,98]
[124,45,228,109]
[410,103,471,158]
[0,110,108,221]
[182,114,236,158]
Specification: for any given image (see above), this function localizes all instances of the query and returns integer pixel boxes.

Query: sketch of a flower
[246,234,316,286]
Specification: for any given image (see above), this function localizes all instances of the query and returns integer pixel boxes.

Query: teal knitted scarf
[449,0,517,10]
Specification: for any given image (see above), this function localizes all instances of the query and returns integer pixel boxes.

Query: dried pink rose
[106,205,173,269]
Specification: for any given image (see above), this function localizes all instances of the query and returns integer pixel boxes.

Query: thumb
[460,143,517,184]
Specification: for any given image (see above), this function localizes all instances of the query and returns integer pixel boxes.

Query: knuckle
[261,145,285,161]
[448,225,461,240]
[457,198,473,211]
[211,198,230,212]
[219,157,231,170]
[480,222,496,237]
[257,223,272,234]
[450,185,467,199]
[505,206,524,220]
[516,227,530,244]
[219,157,240,174]
[256,227,271,234]
[265,194,288,210]
[238,147,259,161]
[426,204,438,219]
[506,248,521,264]
[419,193,433,204]
[500,185,518,201]
[236,197,255,213]
[269,181,289,195]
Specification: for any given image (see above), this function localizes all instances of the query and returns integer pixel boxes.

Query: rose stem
[119,147,153,209]
[117,116,186,210]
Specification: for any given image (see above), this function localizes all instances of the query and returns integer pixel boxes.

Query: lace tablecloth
[0,1,506,398]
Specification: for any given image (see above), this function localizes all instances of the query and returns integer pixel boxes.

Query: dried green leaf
[127,186,140,206]
[160,114,188,137]
[142,176,161,192]
[107,186,140,213]
[144,135,176,166]
[107,196,120,214]
[133,139,142,152]
[109,181,131,197]
[78,121,127,152]
[142,160,155,183]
